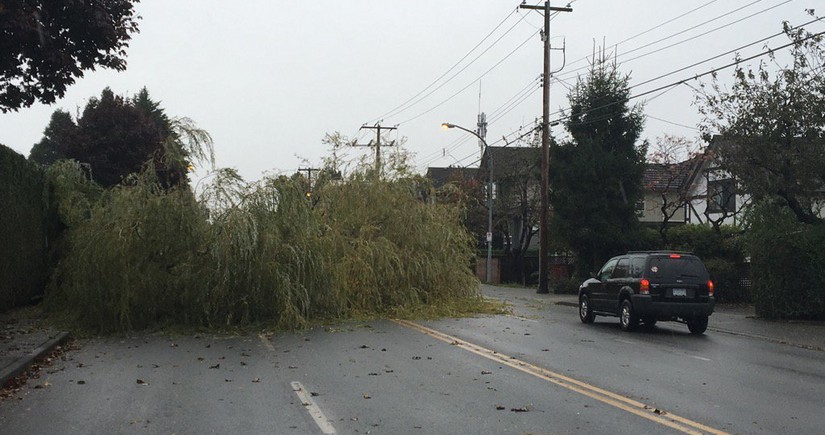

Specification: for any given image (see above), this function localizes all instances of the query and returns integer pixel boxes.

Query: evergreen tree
[550,56,647,273]
[29,87,213,188]
[28,109,74,165]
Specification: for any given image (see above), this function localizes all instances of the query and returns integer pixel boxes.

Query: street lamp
[441,122,494,284]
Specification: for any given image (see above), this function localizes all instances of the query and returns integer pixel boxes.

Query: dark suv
[578,252,715,334]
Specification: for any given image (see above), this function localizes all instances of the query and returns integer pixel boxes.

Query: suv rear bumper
[630,294,715,318]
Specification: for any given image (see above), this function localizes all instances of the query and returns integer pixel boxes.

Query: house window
[707,179,736,213]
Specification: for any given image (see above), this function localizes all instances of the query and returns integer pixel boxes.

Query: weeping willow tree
[45,147,480,332]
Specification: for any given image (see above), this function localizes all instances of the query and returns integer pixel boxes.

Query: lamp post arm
[442,122,493,284]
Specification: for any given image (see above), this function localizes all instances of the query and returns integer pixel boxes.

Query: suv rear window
[647,256,708,280]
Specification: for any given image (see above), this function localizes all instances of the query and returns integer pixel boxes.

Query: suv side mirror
[590,271,597,279]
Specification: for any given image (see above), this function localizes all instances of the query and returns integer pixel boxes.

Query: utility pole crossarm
[519,5,572,12]
[358,123,397,179]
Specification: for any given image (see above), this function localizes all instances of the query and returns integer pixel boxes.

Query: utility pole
[520,1,572,294]
[298,166,320,197]
[357,123,397,178]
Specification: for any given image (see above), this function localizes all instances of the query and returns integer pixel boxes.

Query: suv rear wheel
[687,316,709,335]
[579,295,595,323]
[619,299,639,331]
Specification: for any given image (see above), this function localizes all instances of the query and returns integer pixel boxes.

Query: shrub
[0,145,50,311]
[551,276,580,295]
[744,202,825,319]
[665,224,749,303]
[702,257,746,303]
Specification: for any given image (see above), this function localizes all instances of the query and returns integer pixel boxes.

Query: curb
[705,326,825,352]
[0,331,71,388]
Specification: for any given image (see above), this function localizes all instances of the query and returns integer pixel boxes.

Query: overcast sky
[1,0,822,183]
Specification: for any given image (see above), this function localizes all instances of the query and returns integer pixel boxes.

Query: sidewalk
[0,307,70,389]
[482,284,825,351]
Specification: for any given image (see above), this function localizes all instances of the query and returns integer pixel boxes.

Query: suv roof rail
[626,250,694,255]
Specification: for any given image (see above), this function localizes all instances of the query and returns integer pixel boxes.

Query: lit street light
[441,122,494,284]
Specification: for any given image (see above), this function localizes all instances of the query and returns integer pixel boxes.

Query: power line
[368,4,527,124]
[557,29,825,128]
[558,0,772,79]
[397,28,541,125]
[630,16,824,92]
[393,7,574,126]
[647,115,699,131]
[419,76,542,167]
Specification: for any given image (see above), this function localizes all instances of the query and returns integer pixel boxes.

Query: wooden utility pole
[357,123,397,178]
[520,1,572,294]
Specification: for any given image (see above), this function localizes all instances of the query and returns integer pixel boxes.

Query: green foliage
[0,144,50,311]
[665,225,744,261]
[28,109,73,165]
[697,22,825,225]
[744,201,825,319]
[32,88,214,189]
[550,56,647,273]
[551,276,580,295]
[660,225,748,303]
[45,165,479,332]
[0,0,140,112]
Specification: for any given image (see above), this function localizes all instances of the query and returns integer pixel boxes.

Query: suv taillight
[708,280,715,297]
[640,279,650,295]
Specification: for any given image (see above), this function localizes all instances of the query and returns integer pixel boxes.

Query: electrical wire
[418,76,542,167]
[558,0,772,79]
[647,114,699,131]
[557,29,825,129]
[397,28,541,126]
[394,6,575,126]
[368,3,539,124]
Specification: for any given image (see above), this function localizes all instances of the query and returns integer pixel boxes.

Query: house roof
[480,146,541,179]
[425,166,478,188]
[643,158,698,192]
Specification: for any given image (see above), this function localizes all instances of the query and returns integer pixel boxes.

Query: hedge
[0,144,50,311]
[745,202,825,319]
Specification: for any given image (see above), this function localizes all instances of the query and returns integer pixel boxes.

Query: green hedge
[745,202,825,319]
[664,225,748,303]
[0,144,50,311]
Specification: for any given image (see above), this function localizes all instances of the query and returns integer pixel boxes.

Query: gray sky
[0,1,821,183]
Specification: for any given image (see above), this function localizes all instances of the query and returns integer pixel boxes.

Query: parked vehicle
[578,251,715,334]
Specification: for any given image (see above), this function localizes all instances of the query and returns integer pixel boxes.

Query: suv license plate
[672,288,687,297]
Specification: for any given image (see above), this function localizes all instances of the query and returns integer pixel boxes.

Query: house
[683,139,746,227]
[425,166,477,189]
[638,159,697,226]
[477,146,542,252]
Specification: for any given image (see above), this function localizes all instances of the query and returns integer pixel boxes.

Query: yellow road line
[393,319,728,435]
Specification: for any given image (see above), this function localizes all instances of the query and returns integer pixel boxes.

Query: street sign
[486,232,492,242]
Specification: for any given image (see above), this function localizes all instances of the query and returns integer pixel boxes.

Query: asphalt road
[1,286,823,434]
